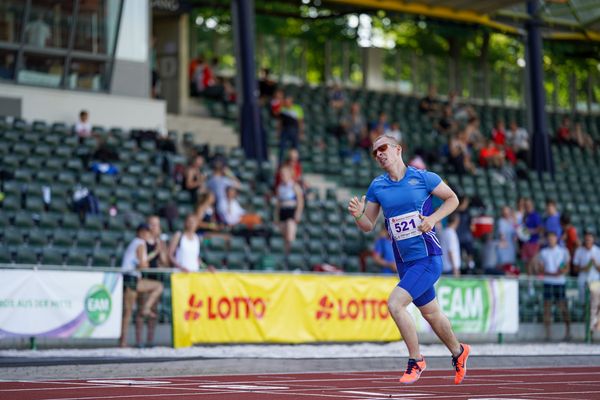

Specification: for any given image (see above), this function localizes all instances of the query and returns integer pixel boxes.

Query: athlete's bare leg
[418,298,462,357]
[388,286,420,359]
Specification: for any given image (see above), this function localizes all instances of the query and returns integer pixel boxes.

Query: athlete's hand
[418,214,435,233]
[348,195,366,218]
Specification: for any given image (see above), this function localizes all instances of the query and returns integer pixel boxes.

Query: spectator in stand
[441,213,461,276]
[259,68,277,101]
[206,157,241,205]
[270,89,284,117]
[217,186,246,227]
[275,148,304,189]
[491,119,506,146]
[560,214,579,268]
[372,111,391,135]
[74,110,92,138]
[135,215,169,348]
[274,166,304,256]
[456,196,475,272]
[372,225,397,275]
[465,116,484,151]
[119,224,164,348]
[329,83,346,112]
[479,138,504,169]
[572,231,600,302]
[388,122,403,145]
[523,198,543,275]
[572,122,595,151]
[278,95,304,163]
[194,192,221,235]
[506,120,530,162]
[543,200,562,240]
[436,104,457,136]
[191,56,207,96]
[496,206,518,273]
[534,231,571,341]
[25,13,51,47]
[169,214,214,272]
[419,84,440,117]
[449,130,476,175]
[338,102,367,148]
[184,155,206,206]
[555,116,572,145]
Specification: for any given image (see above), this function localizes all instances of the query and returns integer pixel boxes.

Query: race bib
[388,211,422,241]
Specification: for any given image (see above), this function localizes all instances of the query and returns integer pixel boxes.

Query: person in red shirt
[556,116,572,144]
[479,139,504,168]
[491,119,506,146]
[560,213,579,266]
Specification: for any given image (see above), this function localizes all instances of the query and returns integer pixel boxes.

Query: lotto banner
[171,273,519,347]
[0,269,122,338]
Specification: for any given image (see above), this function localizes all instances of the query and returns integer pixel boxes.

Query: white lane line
[87,380,171,385]
[342,391,429,397]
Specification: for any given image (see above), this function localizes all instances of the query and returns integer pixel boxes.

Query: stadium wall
[0,84,166,132]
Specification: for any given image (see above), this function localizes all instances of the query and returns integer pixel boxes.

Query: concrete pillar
[363,47,385,91]
[153,13,189,114]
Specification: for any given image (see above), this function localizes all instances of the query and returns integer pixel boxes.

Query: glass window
[18,53,65,88]
[74,0,121,55]
[0,1,26,44]
[67,59,107,91]
[26,0,75,49]
[0,49,17,81]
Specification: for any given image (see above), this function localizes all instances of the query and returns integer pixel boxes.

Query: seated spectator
[479,139,504,169]
[338,102,367,147]
[534,231,571,341]
[449,130,476,175]
[206,157,241,205]
[555,116,572,145]
[119,224,164,348]
[491,119,506,146]
[506,120,529,162]
[372,225,396,275]
[184,155,206,205]
[388,122,403,144]
[169,214,214,272]
[275,166,304,256]
[441,213,461,276]
[495,206,518,273]
[372,111,391,136]
[278,95,304,163]
[573,231,600,302]
[572,122,595,151]
[329,83,346,112]
[194,192,221,235]
[419,84,440,117]
[217,186,246,227]
[436,105,457,136]
[523,198,543,275]
[465,116,484,150]
[74,110,92,138]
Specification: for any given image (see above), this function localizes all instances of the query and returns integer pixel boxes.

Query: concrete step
[166,114,238,149]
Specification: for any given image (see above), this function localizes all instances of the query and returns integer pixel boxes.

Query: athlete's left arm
[419,181,459,233]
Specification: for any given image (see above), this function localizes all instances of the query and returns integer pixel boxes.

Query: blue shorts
[396,256,442,307]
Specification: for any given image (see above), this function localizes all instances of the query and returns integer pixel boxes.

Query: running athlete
[348,135,470,385]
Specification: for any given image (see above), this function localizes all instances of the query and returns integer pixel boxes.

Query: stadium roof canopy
[323,0,600,40]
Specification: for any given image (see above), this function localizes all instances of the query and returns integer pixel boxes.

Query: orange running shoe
[452,343,471,384]
[399,356,426,385]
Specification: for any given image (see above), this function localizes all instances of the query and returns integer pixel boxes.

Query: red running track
[1,367,600,400]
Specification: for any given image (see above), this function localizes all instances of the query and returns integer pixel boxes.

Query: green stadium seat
[41,247,65,266]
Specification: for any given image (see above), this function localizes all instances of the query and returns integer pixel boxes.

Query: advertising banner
[0,269,122,338]
[172,272,518,347]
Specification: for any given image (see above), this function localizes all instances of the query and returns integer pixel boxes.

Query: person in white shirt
[25,14,50,47]
[506,120,529,162]
[572,231,600,334]
[119,224,164,347]
[169,214,213,272]
[441,214,461,276]
[74,110,92,138]
[217,186,246,227]
[572,231,600,301]
[534,231,571,341]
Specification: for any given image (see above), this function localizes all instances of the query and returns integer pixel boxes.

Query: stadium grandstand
[2,0,600,398]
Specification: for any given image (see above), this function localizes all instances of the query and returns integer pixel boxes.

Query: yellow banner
[171,272,400,347]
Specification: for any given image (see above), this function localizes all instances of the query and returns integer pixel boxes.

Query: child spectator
[74,110,92,138]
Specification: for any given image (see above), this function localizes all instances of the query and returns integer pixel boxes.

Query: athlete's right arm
[348,195,380,232]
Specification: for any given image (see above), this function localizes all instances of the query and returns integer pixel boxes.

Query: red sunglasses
[372,143,394,158]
